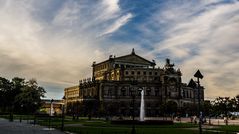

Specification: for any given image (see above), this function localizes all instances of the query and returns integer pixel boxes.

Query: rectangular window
[108,89,112,96]
[155,90,159,96]
[103,89,108,96]
[146,90,151,96]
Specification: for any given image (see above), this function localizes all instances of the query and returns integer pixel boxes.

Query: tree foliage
[0,77,12,112]
[210,95,239,117]
[0,77,46,114]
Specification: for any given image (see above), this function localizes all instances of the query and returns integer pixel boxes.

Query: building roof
[64,85,79,91]
[41,99,63,104]
[93,49,156,66]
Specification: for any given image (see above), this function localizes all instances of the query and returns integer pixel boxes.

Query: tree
[14,79,46,114]
[203,100,213,117]
[233,95,239,111]
[213,97,232,118]
[0,77,12,112]
[0,77,46,114]
[11,77,25,112]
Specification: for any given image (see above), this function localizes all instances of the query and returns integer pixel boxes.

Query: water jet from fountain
[140,90,145,121]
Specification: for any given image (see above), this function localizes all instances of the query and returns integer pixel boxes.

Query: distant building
[41,99,63,115]
[64,86,81,103]
[64,49,204,117]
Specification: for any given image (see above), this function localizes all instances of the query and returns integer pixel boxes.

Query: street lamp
[131,88,136,134]
[132,92,136,121]
[130,80,137,134]
[9,103,14,122]
[61,96,66,131]
[34,102,37,125]
[20,104,23,123]
[194,70,203,134]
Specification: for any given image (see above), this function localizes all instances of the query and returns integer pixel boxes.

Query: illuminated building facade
[64,49,204,117]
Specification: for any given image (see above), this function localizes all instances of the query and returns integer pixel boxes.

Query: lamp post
[131,89,136,134]
[130,80,137,134]
[61,96,65,131]
[132,93,136,121]
[20,104,23,123]
[34,102,37,125]
[9,104,14,122]
[194,70,203,134]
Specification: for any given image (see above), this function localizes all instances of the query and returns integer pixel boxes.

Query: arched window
[121,87,126,96]
[146,88,151,96]
[155,89,159,96]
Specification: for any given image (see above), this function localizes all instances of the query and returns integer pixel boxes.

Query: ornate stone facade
[64,49,204,117]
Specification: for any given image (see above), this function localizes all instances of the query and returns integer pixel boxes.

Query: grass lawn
[64,126,199,134]
[36,118,235,134]
[64,126,234,134]
[205,125,239,133]
[1,115,238,134]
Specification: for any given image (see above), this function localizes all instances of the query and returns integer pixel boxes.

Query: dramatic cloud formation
[145,1,239,99]
[0,0,238,99]
[0,0,133,98]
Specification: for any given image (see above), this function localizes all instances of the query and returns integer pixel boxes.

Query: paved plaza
[172,117,239,125]
[0,118,65,134]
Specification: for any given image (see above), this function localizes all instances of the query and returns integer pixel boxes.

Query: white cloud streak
[0,0,133,99]
[146,1,239,98]
[100,13,133,36]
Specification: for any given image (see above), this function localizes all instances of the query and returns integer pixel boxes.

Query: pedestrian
[193,115,197,124]
[224,117,228,125]
[190,116,193,123]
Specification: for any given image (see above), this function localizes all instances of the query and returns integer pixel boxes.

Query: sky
[0,0,239,100]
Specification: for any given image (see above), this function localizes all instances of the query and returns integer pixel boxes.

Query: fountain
[140,90,145,121]
[111,89,173,125]
[50,102,54,116]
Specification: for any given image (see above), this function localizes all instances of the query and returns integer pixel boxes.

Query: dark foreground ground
[1,116,239,134]
[0,118,65,134]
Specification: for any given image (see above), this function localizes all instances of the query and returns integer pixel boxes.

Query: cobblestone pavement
[0,118,66,134]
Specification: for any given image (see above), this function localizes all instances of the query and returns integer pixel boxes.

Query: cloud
[142,1,239,99]
[51,0,132,37]
[0,0,133,99]
[100,13,133,36]
[0,0,238,100]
